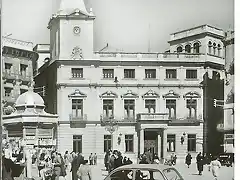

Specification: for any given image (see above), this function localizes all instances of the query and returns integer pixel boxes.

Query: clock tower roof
[57,0,93,16]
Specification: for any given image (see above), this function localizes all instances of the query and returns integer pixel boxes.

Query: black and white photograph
[1,0,235,180]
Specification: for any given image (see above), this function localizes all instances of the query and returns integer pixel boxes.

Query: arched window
[185,45,191,53]
[208,41,212,54]
[177,46,183,53]
[193,42,200,53]
[217,44,221,57]
[213,43,216,55]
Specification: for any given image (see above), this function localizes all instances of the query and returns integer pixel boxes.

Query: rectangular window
[124,100,135,119]
[186,99,197,119]
[103,69,114,78]
[145,69,156,79]
[4,88,12,97]
[124,69,135,79]
[166,99,176,119]
[125,135,134,152]
[145,99,156,113]
[72,99,83,118]
[186,69,197,79]
[167,134,176,152]
[225,134,234,145]
[103,100,114,117]
[4,63,12,74]
[20,64,28,76]
[71,68,83,78]
[104,135,112,152]
[166,69,177,79]
[73,135,82,153]
[187,134,196,152]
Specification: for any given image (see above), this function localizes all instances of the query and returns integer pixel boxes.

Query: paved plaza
[22,162,234,180]
[98,162,234,180]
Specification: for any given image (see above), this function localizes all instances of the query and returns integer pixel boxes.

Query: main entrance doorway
[144,131,159,158]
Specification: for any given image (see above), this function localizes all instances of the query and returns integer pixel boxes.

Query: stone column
[157,133,161,158]
[140,128,144,154]
[162,128,167,161]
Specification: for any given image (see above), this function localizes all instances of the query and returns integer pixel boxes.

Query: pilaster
[140,128,145,154]
[162,128,167,160]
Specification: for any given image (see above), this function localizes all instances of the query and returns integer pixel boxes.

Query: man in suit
[71,152,84,180]
[145,149,152,164]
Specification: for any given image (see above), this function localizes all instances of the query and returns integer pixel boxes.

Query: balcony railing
[137,113,169,121]
[18,74,32,82]
[3,96,16,103]
[69,114,88,121]
[100,115,136,123]
[168,117,202,125]
[3,72,16,80]
[93,52,225,65]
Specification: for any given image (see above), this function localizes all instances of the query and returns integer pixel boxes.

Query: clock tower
[48,0,95,61]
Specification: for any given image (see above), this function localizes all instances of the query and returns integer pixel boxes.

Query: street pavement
[172,163,234,180]
[23,162,234,180]
[95,162,234,180]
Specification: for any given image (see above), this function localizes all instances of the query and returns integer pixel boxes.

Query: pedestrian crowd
[1,140,229,180]
[1,142,99,180]
[185,152,222,180]
[104,149,133,172]
[35,150,98,180]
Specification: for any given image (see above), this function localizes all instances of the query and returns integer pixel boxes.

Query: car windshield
[162,168,183,180]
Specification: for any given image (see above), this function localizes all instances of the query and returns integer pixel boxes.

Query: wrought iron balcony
[136,113,169,121]
[122,116,136,122]
[168,117,203,125]
[100,115,136,123]
[18,73,32,82]
[3,72,16,80]
[100,115,115,123]
[3,95,16,104]
[69,114,88,121]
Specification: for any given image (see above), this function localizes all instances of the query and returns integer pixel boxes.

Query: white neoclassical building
[33,0,225,163]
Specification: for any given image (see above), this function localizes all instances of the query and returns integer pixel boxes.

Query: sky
[2,0,234,52]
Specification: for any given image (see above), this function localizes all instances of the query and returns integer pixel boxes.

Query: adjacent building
[2,87,58,152]
[34,0,225,163]
[2,36,39,114]
[202,70,224,155]
[222,31,234,153]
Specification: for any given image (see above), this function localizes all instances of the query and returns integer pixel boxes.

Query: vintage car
[104,164,184,180]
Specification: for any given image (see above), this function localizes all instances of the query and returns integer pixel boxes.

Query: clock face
[73,26,81,34]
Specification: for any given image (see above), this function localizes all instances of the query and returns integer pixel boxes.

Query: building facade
[202,71,224,155]
[2,36,39,114]
[222,31,234,153]
[34,0,225,163]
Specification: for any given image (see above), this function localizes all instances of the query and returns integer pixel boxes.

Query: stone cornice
[2,46,39,61]
[56,83,203,88]
[54,59,224,69]
[48,13,95,29]
[2,36,33,47]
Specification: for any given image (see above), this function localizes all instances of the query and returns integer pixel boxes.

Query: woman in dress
[209,156,221,180]
[38,153,47,179]
[77,160,92,180]
[185,153,192,168]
